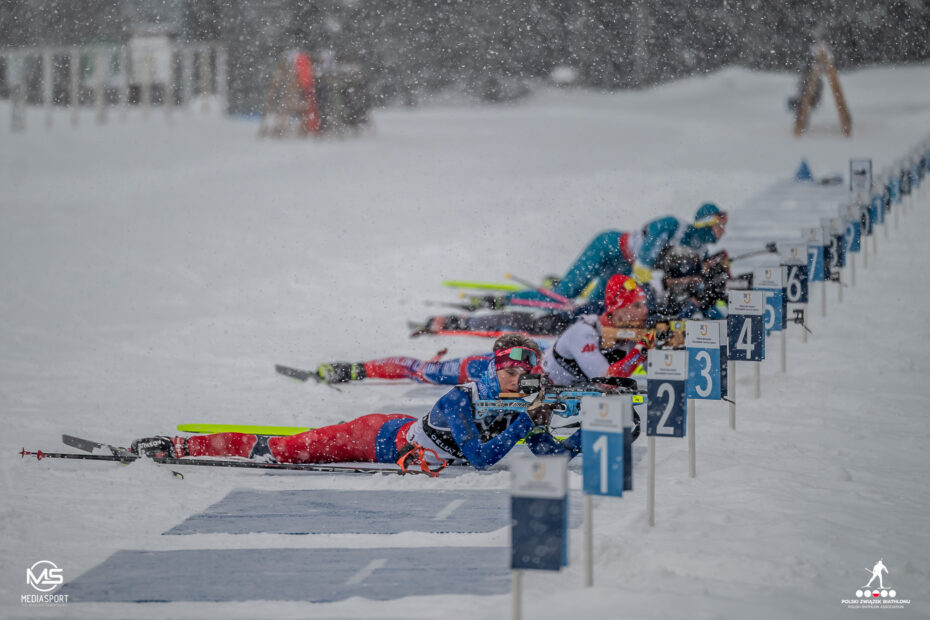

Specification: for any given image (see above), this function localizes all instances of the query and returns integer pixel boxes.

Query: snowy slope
[1,65,929,619]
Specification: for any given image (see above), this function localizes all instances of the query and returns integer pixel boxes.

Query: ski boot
[409,314,470,336]
[131,436,187,458]
[466,295,507,310]
[316,362,366,384]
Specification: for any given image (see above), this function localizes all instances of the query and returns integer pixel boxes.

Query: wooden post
[821,48,852,137]
[793,60,822,137]
[793,42,852,138]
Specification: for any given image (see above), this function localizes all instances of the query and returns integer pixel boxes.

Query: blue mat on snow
[166,488,583,535]
[61,546,509,603]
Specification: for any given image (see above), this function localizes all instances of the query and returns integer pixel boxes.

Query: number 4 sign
[727,290,765,362]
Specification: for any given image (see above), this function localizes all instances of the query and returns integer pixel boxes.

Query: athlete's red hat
[604,274,646,315]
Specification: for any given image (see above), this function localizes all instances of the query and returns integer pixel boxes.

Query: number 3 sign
[685,320,721,400]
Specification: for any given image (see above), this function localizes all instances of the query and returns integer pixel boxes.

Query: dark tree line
[2,0,929,113]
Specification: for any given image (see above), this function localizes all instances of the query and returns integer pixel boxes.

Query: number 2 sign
[646,352,687,437]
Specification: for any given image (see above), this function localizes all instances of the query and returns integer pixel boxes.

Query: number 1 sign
[581,396,627,497]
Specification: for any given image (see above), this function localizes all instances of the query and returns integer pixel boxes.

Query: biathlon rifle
[601,320,686,350]
[728,242,779,263]
[474,373,642,422]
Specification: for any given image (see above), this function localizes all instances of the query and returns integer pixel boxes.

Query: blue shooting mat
[165,488,583,535]
[61,546,510,603]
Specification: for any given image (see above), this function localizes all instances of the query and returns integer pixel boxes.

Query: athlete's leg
[363,357,425,380]
[185,433,258,458]
[509,231,628,303]
[269,414,415,463]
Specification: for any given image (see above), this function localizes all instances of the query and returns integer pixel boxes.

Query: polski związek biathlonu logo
[841,558,911,610]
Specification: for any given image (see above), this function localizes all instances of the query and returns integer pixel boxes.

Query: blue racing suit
[508,215,719,309]
[405,360,581,469]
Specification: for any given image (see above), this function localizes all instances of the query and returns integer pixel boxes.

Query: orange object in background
[294,52,320,133]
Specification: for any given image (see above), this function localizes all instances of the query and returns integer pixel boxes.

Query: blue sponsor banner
[167,489,518,535]
[62,547,510,603]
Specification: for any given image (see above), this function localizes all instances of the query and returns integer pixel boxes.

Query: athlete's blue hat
[693,203,727,229]
[695,202,721,221]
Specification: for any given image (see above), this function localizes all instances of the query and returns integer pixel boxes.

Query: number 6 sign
[780,242,809,304]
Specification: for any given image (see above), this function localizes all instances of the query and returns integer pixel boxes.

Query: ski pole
[505,273,573,304]
[509,297,573,311]
[729,242,778,263]
[20,449,434,476]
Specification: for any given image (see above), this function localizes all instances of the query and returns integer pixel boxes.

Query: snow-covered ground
[2,64,929,619]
